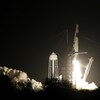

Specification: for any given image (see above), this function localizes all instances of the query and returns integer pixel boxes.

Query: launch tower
[48,52,59,79]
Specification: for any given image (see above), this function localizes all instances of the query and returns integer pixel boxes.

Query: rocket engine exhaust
[68,24,97,90]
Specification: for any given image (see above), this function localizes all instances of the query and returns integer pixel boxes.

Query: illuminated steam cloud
[31,79,43,92]
[0,66,43,91]
[0,66,28,82]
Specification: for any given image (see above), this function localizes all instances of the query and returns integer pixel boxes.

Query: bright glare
[72,58,98,90]
[72,58,82,88]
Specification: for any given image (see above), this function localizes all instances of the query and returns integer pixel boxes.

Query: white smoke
[31,79,43,92]
[74,79,98,90]
[0,66,3,74]
[13,71,28,83]
[0,66,28,82]
[0,66,43,91]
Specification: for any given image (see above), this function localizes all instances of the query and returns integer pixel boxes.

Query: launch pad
[48,24,97,90]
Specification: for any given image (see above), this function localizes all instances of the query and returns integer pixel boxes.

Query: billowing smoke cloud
[81,80,97,90]
[0,66,43,91]
[31,79,43,92]
[0,66,28,82]
[73,78,98,90]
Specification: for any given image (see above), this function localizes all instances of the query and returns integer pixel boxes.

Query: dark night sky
[0,1,100,86]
